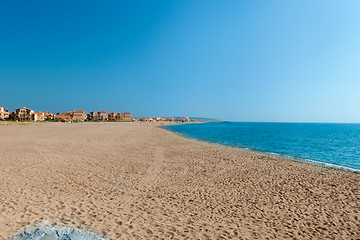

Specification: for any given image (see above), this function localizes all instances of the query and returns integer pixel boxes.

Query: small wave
[246,149,360,173]
[294,157,360,173]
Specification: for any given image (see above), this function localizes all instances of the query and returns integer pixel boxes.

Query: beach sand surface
[0,122,359,239]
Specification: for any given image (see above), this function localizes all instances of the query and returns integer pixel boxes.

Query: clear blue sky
[1,1,360,122]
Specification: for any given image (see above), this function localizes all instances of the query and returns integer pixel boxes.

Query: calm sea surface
[163,122,360,172]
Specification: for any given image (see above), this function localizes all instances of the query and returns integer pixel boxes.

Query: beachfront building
[68,110,87,121]
[122,112,131,121]
[54,115,72,122]
[12,107,34,121]
[55,110,86,122]
[98,111,107,121]
[108,112,121,121]
[88,111,98,121]
[180,117,190,122]
[154,117,166,122]
[89,111,108,121]
[33,112,45,121]
[107,112,132,122]
[165,117,175,122]
[44,112,54,121]
[0,107,10,120]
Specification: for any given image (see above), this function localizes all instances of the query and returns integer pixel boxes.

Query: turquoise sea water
[163,122,360,172]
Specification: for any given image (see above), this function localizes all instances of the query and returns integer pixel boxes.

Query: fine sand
[0,122,359,239]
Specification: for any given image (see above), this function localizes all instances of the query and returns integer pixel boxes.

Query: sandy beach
[0,122,359,239]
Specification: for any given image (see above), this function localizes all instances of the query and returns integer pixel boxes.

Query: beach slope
[0,122,358,239]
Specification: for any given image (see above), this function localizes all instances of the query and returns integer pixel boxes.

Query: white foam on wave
[295,157,360,173]
[257,150,360,173]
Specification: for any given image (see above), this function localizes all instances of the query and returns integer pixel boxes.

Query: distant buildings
[0,107,10,120]
[8,107,45,122]
[53,115,68,122]
[181,117,190,122]
[89,111,108,121]
[0,106,198,123]
[108,112,121,121]
[44,112,54,121]
[0,106,134,123]
[68,110,87,122]
[122,112,131,121]
[94,112,132,122]
[13,107,34,121]
[133,116,196,123]
[33,112,45,121]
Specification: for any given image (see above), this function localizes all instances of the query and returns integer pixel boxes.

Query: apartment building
[98,111,107,121]
[54,115,72,122]
[13,107,34,121]
[89,111,108,121]
[0,107,10,120]
[33,112,45,121]
[68,110,87,121]
[122,112,131,121]
[108,112,122,121]
[44,112,54,121]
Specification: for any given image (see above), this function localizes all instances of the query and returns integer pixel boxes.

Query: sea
[163,122,360,172]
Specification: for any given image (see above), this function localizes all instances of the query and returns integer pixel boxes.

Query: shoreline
[1,122,359,239]
[161,123,360,174]
[160,127,360,177]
